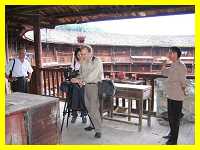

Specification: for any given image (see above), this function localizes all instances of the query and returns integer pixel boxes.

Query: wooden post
[150,79,155,112]
[5,22,11,95]
[5,22,9,63]
[33,15,42,95]
[54,46,58,62]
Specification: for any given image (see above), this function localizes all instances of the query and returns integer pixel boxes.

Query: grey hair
[80,44,93,54]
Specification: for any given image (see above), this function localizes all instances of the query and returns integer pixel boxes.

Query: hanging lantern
[77,35,85,43]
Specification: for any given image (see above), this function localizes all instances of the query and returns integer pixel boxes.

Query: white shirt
[71,61,80,71]
[6,58,33,77]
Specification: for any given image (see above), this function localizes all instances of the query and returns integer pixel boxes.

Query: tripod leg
[87,113,95,129]
[66,96,73,128]
[66,108,71,128]
[61,114,65,132]
[61,98,68,132]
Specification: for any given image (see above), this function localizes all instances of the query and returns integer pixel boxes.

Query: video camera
[64,66,79,81]
[60,67,79,93]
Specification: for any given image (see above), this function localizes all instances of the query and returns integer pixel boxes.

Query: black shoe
[71,117,77,123]
[94,132,101,138]
[82,116,87,123]
[166,140,177,145]
[84,126,94,131]
[162,135,171,139]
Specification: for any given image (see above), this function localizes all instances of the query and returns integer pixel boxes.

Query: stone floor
[59,102,194,145]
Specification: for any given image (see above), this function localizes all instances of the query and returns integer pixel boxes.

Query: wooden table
[6,92,60,144]
[113,80,145,107]
[106,83,152,131]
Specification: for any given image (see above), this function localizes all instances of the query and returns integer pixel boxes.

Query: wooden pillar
[150,79,155,112]
[5,22,9,63]
[33,15,42,95]
[53,46,58,62]
[5,22,11,95]
[150,47,153,73]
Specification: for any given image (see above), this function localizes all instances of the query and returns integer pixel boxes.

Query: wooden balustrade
[29,66,195,107]
[29,67,67,100]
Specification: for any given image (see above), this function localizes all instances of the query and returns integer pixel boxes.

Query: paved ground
[59,102,194,145]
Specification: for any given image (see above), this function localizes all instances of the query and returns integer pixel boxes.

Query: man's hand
[7,77,13,82]
[71,78,79,83]
[71,78,85,87]
[184,90,187,96]
[8,77,17,82]
[28,73,32,82]
[161,59,167,70]
[182,87,187,96]
[26,78,31,82]
[78,80,85,87]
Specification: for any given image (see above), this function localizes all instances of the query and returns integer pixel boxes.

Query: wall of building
[6,38,195,78]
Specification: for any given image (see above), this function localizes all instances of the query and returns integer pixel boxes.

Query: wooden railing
[42,67,65,99]
[29,66,195,107]
[29,66,67,100]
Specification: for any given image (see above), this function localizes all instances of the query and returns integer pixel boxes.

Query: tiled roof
[24,29,194,47]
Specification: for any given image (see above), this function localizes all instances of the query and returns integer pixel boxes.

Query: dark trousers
[167,98,183,144]
[11,77,28,93]
[70,84,87,117]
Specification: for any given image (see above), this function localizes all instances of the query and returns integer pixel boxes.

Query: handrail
[29,66,194,105]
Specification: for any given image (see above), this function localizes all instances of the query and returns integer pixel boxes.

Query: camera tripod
[60,85,95,133]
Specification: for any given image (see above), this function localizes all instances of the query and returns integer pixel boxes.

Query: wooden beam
[6,5,53,14]
[43,6,194,25]
[33,15,42,94]
[6,5,194,31]
[50,5,194,19]
[7,15,56,29]
[6,5,194,16]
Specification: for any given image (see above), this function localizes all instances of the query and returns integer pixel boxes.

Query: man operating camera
[71,45,103,138]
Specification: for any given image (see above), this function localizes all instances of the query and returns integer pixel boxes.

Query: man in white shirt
[6,48,33,93]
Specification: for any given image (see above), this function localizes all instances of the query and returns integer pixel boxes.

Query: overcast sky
[84,14,194,35]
